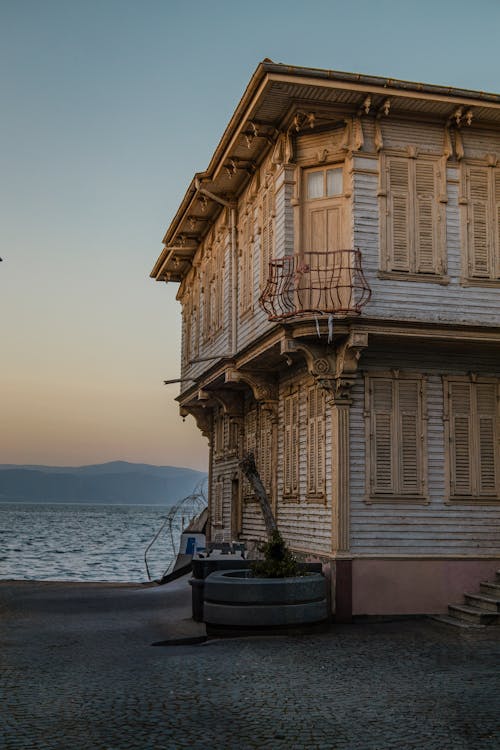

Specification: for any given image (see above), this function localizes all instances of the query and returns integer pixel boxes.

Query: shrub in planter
[251,529,299,578]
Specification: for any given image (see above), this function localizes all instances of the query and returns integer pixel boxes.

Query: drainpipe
[194,178,238,356]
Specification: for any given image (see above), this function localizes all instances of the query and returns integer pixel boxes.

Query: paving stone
[1,582,499,749]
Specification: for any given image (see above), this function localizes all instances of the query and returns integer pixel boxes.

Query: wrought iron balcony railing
[258,249,372,321]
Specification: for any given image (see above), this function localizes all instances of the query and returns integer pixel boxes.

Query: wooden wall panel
[350,347,500,556]
[353,168,500,326]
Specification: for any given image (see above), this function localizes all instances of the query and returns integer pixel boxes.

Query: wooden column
[330,394,353,623]
[331,396,351,555]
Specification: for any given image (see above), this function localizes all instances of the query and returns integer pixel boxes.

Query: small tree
[238,452,298,578]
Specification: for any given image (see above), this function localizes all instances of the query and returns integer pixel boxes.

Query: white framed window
[306,167,343,199]
[303,165,345,253]
[444,377,500,501]
[365,373,427,502]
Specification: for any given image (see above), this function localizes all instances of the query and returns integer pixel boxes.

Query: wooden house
[151,61,500,621]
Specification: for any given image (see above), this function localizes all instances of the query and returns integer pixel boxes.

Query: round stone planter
[203,569,328,628]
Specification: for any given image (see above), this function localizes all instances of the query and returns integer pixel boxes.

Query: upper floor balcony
[259,249,372,321]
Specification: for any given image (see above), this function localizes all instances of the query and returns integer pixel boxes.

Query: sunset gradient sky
[1,0,499,471]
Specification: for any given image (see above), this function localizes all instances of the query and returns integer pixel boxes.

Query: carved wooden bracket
[208,389,244,418]
[280,338,337,399]
[179,404,212,441]
[224,368,278,420]
[333,332,369,403]
[281,332,368,404]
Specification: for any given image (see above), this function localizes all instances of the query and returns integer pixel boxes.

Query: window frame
[239,205,254,317]
[460,161,500,287]
[365,372,428,504]
[259,177,275,292]
[379,150,448,283]
[443,376,500,504]
[306,383,326,501]
[282,390,299,500]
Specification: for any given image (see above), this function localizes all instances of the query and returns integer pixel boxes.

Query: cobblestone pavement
[1,580,499,750]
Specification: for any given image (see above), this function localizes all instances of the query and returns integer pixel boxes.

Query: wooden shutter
[283,396,292,495]
[468,167,490,278]
[244,409,257,498]
[259,409,273,496]
[388,157,410,271]
[372,379,394,493]
[316,389,325,494]
[415,160,437,273]
[214,478,223,526]
[307,386,325,496]
[449,382,472,496]
[307,387,317,494]
[261,185,274,288]
[398,380,420,494]
[476,383,498,496]
[291,393,299,495]
[284,393,299,496]
[495,169,500,278]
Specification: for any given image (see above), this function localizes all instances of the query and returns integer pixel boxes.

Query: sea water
[0,502,180,582]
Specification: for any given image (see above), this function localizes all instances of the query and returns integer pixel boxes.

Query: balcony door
[302,166,348,313]
[303,166,345,251]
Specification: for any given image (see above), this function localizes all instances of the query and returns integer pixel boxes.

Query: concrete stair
[435,570,500,629]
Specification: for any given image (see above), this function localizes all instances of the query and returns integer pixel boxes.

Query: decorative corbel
[374,120,384,153]
[179,404,213,441]
[353,117,364,152]
[209,389,244,418]
[340,118,352,152]
[454,129,465,161]
[272,131,294,166]
[224,368,278,420]
[374,99,390,153]
[280,338,337,399]
[443,126,453,161]
[333,332,369,403]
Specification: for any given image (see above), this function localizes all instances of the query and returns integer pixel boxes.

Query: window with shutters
[213,476,224,527]
[444,377,500,502]
[461,164,500,285]
[306,385,325,498]
[242,407,258,500]
[283,392,299,498]
[239,208,254,316]
[380,153,447,281]
[214,413,225,461]
[202,238,225,341]
[366,374,427,502]
[259,408,274,498]
[182,302,191,365]
[260,180,275,291]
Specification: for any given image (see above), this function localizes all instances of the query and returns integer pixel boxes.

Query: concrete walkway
[1,577,499,750]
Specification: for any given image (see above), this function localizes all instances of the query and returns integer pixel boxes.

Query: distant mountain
[0,462,207,505]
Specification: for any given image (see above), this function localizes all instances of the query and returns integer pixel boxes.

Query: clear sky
[1,0,499,471]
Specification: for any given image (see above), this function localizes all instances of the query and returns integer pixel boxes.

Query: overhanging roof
[151,60,500,283]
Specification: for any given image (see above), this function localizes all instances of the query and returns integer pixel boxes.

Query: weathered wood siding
[352,120,500,327]
[274,370,332,554]
[350,344,500,556]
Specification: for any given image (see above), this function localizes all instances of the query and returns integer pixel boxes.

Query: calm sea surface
[0,503,182,582]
